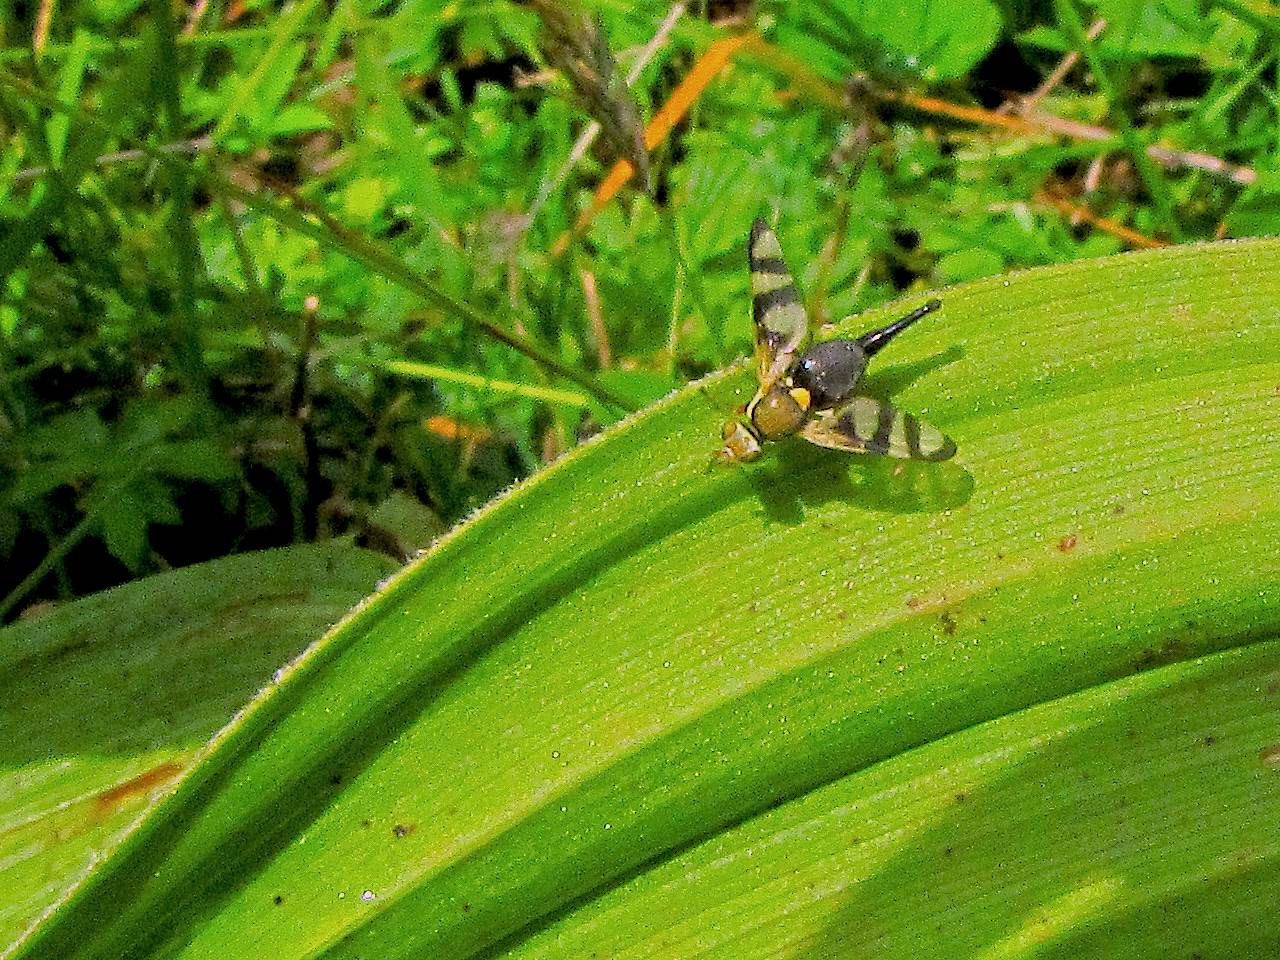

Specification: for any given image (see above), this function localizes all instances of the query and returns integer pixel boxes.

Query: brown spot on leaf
[940,611,958,636]
[94,761,184,817]
[18,599,58,620]
[1057,534,1077,552]
[1260,744,1280,769]
[393,823,414,838]
[273,895,284,906]
[906,593,949,613]
[1133,636,1187,671]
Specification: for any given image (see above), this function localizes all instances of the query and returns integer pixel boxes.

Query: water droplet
[361,890,375,902]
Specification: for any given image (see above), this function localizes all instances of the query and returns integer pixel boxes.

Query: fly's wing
[800,395,956,461]
[748,218,810,389]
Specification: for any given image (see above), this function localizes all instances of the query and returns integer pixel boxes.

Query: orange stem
[1037,190,1167,250]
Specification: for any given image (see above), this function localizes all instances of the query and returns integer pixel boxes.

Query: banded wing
[749,218,811,389]
[800,395,956,461]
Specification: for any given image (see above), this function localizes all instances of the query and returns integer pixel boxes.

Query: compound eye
[717,420,761,463]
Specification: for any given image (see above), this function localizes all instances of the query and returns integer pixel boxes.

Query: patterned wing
[748,218,811,389]
[800,395,956,461]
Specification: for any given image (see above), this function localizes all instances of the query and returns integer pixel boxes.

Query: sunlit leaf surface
[11,241,1280,959]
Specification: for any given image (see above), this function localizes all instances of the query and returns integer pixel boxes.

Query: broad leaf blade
[0,544,398,950]
[505,639,1280,958]
[11,240,1280,959]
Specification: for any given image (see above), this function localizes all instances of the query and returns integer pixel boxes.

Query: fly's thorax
[790,339,868,409]
[717,419,762,463]
[748,383,812,440]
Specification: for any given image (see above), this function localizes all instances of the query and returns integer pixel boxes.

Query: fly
[716,219,956,465]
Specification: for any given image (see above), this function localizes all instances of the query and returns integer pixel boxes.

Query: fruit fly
[716,219,956,464]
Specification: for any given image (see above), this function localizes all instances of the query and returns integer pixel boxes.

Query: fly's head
[715,419,763,464]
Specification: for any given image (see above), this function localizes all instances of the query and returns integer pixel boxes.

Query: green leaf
[1021,0,1259,66]
[1020,0,1256,68]
[98,486,149,568]
[779,0,1003,82]
[265,102,333,138]
[1226,179,1280,236]
[11,240,1280,958]
[507,640,1280,958]
[589,369,681,423]
[209,0,322,146]
[148,439,237,484]
[935,246,1006,282]
[0,544,399,951]
[367,491,447,558]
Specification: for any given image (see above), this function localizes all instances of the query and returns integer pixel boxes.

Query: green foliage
[777,0,1003,81]
[8,398,234,569]
[2,0,1280,952]
[8,239,1279,958]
